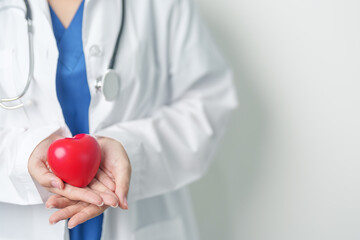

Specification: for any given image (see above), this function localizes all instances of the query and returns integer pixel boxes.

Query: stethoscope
[0,0,125,110]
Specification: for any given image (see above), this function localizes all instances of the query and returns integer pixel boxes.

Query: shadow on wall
[189,3,271,240]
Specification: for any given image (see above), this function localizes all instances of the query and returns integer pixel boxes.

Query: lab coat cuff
[94,129,143,203]
[9,124,70,205]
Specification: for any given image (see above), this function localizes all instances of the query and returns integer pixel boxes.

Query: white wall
[189,0,360,240]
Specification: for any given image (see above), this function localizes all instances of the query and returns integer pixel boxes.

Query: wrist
[47,133,64,142]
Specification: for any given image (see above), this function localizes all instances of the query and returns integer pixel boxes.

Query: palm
[97,136,131,209]
[46,136,131,229]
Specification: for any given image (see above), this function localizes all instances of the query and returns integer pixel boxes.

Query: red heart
[47,134,101,187]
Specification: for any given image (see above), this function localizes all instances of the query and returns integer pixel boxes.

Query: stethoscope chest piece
[96,69,120,101]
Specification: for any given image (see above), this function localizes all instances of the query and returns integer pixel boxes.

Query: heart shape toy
[47,134,101,187]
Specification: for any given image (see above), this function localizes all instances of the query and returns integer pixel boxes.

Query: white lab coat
[0,0,237,239]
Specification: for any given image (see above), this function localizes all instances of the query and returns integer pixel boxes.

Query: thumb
[28,158,64,190]
[114,166,131,209]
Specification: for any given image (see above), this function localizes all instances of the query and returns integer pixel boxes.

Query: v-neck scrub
[49,2,104,240]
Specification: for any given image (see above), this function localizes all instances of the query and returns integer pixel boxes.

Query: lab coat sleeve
[0,124,68,205]
[95,0,238,203]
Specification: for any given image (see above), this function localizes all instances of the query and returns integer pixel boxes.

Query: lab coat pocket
[133,217,186,240]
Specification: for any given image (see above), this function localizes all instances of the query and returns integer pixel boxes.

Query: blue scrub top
[49,2,103,239]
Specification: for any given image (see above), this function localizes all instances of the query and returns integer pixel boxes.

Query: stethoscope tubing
[0,0,34,110]
[109,0,125,69]
[0,0,125,110]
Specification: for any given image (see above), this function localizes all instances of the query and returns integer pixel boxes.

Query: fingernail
[123,197,128,209]
[51,180,61,189]
[97,202,104,207]
[46,205,54,209]
[68,225,74,229]
[111,203,118,208]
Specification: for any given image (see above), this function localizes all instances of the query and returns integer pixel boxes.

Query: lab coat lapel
[22,0,62,127]
[82,0,125,134]
[34,0,51,27]
[82,0,123,74]
[31,0,58,57]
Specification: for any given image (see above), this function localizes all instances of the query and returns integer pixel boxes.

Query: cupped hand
[46,136,131,228]
[46,173,122,228]
[46,194,109,229]
[30,134,130,227]
[96,136,132,209]
[28,133,112,206]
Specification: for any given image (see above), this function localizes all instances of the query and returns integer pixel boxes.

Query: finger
[114,164,131,209]
[102,167,114,179]
[89,178,119,208]
[96,169,116,191]
[49,202,88,225]
[28,159,64,190]
[49,184,104,206]
[46,195,77,209]
[68,204,109,229]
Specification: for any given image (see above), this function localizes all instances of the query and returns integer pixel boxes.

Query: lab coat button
[89,45,102,57]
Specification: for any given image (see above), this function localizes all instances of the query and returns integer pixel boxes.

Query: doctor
[0,0,237,239]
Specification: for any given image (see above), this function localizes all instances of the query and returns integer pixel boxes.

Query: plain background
[189,0,360,240]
